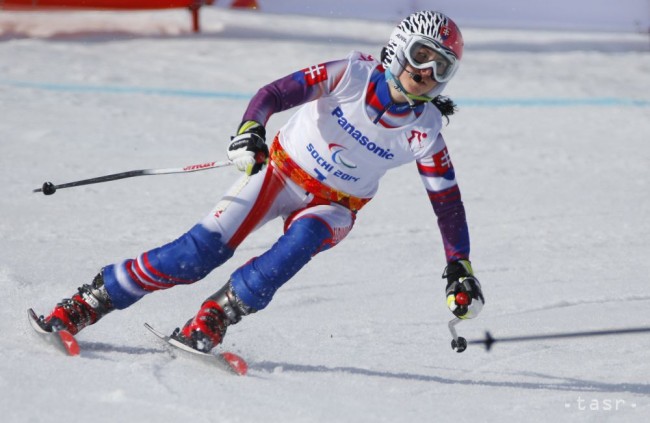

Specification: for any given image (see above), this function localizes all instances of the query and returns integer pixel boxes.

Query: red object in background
[0,0,210,8]
[231,0,258,8]
[0,0,259,32]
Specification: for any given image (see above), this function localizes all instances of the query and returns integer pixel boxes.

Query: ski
[27,308,80,356]
[144,323,248,376]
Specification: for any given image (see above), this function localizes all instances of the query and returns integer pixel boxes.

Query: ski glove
[227,121,269,176]
[443,259,485,319]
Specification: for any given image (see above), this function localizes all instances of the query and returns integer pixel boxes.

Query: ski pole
[469,326,650,352]
[447,291,471,353]
[33,160,233,195]
[448,317,467,353]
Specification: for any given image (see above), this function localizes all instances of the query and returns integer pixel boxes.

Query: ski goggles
[404,36,459,83]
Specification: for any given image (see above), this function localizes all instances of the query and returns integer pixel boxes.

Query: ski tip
[220,352,248,376]
[144,322,159,335]
[28,308,80,356]
[27,308,51,335]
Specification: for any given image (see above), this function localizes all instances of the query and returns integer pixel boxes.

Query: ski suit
[101,51,470,312]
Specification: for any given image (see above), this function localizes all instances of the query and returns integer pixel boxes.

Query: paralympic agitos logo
[328,143,356,169]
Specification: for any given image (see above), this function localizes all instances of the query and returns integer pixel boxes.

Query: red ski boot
[172,282,253,353]
[41,273,114,335]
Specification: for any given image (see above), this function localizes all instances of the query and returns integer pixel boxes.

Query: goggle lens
[405,38,457,82]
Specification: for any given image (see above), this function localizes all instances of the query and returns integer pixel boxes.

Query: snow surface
[1,8,650,423]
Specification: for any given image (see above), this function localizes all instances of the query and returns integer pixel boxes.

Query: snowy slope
[1,8,650,423]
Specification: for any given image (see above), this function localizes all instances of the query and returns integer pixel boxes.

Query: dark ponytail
[432,96,457,123]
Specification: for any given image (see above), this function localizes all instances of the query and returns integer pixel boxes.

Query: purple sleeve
[428,186,470,263]
[416,143,470,263]
[242,59,349,125]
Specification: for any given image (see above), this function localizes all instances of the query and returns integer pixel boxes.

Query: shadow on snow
[252,361,650,395]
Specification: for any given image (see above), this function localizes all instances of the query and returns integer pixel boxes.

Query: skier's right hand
[228,121,269,175]
[443,260,485,319]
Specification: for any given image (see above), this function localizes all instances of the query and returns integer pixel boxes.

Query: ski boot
[39,273,115,335]
[171,281,253,353]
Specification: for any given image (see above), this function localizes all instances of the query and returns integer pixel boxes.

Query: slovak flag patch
[433,147,453,170]
[439,25,452,40]
[418,147,455,180]
[433,147,455,180]
[301,63,328,86]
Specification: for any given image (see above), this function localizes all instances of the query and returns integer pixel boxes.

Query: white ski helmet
[382,11,464,98]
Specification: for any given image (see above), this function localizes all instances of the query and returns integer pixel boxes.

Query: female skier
[35,10,485,353]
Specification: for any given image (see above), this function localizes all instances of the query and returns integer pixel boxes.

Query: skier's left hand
[443,260,485,319]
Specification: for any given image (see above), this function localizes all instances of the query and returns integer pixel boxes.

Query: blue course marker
[2,79,648,107]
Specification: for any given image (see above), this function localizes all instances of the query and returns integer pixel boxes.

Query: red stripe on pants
[227,165,285,249]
